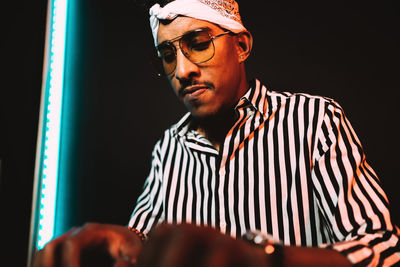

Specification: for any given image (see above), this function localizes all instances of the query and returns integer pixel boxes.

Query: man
[34,0,400,266]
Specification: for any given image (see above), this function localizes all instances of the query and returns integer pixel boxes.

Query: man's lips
[181,85,209,98]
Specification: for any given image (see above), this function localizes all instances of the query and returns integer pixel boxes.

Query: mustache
[178,80,215,96]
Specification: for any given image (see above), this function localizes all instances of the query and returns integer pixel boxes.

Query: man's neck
[192,108,237,152]
[193,76,251,151]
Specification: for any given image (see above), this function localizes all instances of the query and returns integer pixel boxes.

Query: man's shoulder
[251,79,341,112]
[267,88,333,103]
[265,88,342,111]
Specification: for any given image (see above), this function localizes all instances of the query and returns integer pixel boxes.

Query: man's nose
[174,49,200,80]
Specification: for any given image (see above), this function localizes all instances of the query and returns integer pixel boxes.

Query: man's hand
[135,223,269,267]
[32,223,143,267]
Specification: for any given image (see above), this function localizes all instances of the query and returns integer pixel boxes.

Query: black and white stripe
[129,79,400,266]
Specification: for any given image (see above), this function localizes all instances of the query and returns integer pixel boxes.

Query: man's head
[149,0,253,119]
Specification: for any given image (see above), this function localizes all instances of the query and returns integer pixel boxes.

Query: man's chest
[159,114,323,244]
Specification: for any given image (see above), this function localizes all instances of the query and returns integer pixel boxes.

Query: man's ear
[236,31,253,63]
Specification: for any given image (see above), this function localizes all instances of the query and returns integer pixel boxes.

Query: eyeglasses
[152,28,233,76]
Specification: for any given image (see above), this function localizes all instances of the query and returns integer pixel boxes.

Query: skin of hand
[32,223,143,267]
[135,223,353,267]
[135,223,270,267]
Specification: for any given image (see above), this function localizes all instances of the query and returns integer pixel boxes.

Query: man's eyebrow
[157,27,213,46]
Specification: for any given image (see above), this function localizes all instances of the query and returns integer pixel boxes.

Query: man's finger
[32,227,78,267]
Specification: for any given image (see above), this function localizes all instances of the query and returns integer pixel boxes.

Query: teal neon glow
[36,0,69,250]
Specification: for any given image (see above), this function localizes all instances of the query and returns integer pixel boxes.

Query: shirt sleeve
[128,140,164,236]
[312,100,400,266]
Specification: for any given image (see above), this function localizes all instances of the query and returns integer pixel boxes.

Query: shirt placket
[215,100,258,234]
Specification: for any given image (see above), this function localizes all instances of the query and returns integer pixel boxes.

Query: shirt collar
[173,78,268,137]
[173,112,192,137]
[236,78,268,117]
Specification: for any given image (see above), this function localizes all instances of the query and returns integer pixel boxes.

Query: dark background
[2,0,399,265]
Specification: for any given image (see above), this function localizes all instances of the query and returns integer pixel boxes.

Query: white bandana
[149,0,247,47]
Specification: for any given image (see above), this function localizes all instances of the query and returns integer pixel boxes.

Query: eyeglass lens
[157,30,215,76]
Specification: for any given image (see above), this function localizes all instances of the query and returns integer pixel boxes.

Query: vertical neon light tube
[31,0,69,252]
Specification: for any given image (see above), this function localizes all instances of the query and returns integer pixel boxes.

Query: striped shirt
[129,79,400,266]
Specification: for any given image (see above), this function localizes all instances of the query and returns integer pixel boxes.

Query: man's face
[157,17,244,119]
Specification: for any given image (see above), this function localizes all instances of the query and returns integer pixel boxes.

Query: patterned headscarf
[149,0,247,46]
